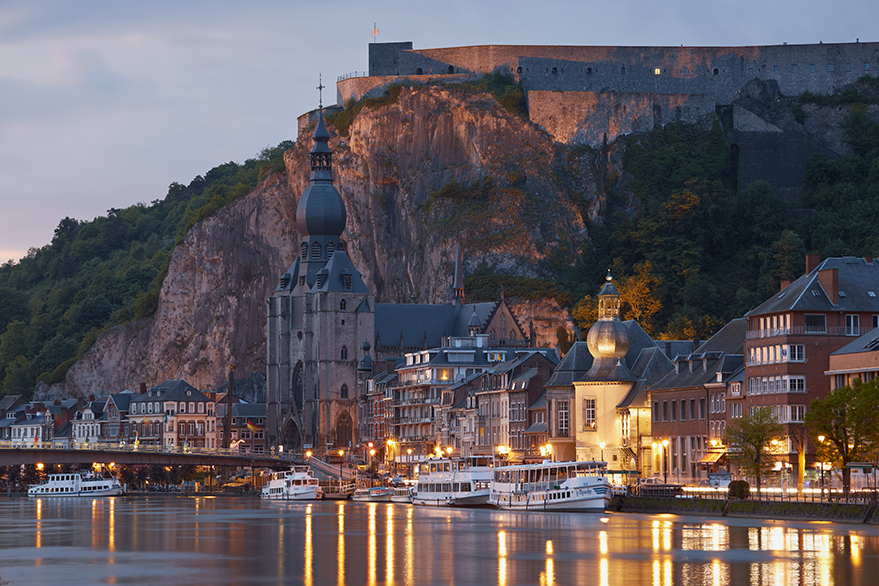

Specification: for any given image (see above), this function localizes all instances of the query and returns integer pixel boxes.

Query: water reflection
[4,498,879,586]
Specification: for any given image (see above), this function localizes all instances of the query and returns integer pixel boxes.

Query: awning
[699,452,724,463]
[523,422,547,434]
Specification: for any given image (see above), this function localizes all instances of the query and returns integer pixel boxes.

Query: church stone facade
[267,110,534,454]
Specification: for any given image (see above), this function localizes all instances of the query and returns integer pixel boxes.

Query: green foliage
[725,407,784,495]
[455,71,528,118]
[727,480,751,499]
[464,274,571,308]
[805,378,879,493]
[327,85,404,136]
[0,140,294,389]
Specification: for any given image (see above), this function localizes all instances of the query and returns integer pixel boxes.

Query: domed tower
[585,272,633,380]
[267,97,374,454]
[295,110,347,289]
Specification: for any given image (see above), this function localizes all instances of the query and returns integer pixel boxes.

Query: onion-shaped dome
[296,112,346,237]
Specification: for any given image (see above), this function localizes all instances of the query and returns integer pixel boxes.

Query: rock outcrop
[39,86,585,398]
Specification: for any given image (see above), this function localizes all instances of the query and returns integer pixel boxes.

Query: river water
[0,496,876,586]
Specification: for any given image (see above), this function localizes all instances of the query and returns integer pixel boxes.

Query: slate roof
[832,326,879,356]
[132,380,210,404]
[0,394,23,412]
[216,403,266,419]
[650,319,748,391]
[747,256,879,316]
[375,301,498,349]
[313,250,369,294]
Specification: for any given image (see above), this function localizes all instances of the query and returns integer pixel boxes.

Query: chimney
[818,268,839,305]
[88,394,95,403]
[780,280,791,291]
[806,254,821,274]
[54,399,61,406]
[139,382,147,395]
[866,255,873,265]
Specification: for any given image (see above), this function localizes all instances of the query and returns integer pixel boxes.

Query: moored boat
[351,486,392,502]
[261,466,323,501]
[410,456,494,507]
[488,460,611,512]
[28,469,124,497]
[390,486,413,503]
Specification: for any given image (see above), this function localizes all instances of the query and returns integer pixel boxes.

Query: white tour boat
[390,486,413,503]
[351,486,392,502]
[261,466,323,501]
[488,460,611,512]
[28,469,124,497]
[411,456,494,507]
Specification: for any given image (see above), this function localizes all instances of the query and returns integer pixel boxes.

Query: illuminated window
[557,401,569,437]
[583,397,596,430]
[654,68,661,76]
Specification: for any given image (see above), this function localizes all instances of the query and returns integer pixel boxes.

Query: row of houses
[0,380,269,455]
[355,255,879,484]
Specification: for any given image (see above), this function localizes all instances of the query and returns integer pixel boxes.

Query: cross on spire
[317,75,325,109]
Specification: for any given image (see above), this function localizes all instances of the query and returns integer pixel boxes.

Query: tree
[805,378,879,494]
[725,407,783,496]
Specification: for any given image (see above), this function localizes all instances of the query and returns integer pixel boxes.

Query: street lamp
[338,449,345,492]
[407,448,413,480]
[662,439,669,484]
[817,434,826,499]
[599,441,606,462]
[369,448,376,486]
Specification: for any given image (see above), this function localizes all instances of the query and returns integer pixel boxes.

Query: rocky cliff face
[39,86,584,398]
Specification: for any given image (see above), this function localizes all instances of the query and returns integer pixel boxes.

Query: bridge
[0,441,304,470]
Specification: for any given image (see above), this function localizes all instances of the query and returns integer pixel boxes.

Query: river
[0,496,876,585]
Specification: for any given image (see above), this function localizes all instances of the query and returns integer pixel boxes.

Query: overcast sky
[1,0,876,262]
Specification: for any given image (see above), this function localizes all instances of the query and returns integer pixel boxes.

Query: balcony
[746,326,870,340]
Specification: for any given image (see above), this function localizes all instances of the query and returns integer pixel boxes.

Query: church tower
[267,103,374,453]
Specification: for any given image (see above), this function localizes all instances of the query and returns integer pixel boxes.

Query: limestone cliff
[40,86,584,398]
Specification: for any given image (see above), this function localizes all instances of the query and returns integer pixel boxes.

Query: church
[266,109,532,454]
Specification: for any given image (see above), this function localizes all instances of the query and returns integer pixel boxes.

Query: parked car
[639,477,663,486]
[389,476,405,487]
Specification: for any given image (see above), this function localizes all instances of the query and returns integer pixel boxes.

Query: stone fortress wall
[332,41,879,199]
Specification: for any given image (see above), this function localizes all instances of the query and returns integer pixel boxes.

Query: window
[804,314,826,333]
[810,64,815,73]
[873,315,879,329]
[340,299,347,311]
[189,402,195,414]
[671,400,677,421]
[680,400,686,421]
[773,65,779,73]
[789,344,805,362]
[748,67,754,75]
[311,242,321,260]
[341,346,348,360]
[683,67,690,75]
[699,398,705,419]
[301,243,307,259]
[792,64,798,73]
[662,401,669,422]
[341,384,348,399]
[557,401,569,437]
[326,241,336,257]
[652,401,659,423]
[828,64,834,72]
[846,314,860,336]
[583,397,596,430]
[846,63,852,72]
[790,405,806,422]
[654,68,661,75]
[689,398,696,420]
[865,63,871,72]
[788,376,806,393]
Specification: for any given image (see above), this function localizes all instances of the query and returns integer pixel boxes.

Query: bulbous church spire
[296,83,346,239]
[586,271,631,368]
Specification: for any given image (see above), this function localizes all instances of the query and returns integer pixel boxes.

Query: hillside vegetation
[0,142,292,398]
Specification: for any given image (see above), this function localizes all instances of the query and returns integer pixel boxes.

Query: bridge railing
[0,440,301,462]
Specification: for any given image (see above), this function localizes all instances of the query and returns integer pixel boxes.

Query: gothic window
[341,384,349,399]
[311,242,321,260]
[341,346,348,360]
[340,299,347,311]
[551,67,557,75]
[509,330,517,339]
[301,243,308,259]
[489,329,496,340]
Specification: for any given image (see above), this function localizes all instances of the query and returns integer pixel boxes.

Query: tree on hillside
[804,378,879,494]
[725,407,784,496]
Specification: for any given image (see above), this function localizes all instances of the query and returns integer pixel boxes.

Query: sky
[1,0,877,262]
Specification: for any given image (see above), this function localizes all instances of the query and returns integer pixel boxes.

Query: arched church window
[510,330,517,339]
[340,299,347,311]
[311,242,321,260]
[341,346,348,360]
[341,384,349,399]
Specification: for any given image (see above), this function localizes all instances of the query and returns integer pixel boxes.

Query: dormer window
[343,273,352,290]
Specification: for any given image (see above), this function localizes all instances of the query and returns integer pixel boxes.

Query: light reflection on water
[1,497,878,586]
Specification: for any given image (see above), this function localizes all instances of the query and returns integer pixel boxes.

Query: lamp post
[817,435,825,500]
[338,449,345,492]
[407,448,413,480]
[599,441,606,462]
[662,439,669,484]
[369,448,376,487]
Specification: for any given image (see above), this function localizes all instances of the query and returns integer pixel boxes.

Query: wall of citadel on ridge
[365,41,879,106]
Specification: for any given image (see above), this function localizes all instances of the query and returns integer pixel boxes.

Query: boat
[390,486,413,503]
[488,460,611,512]
[261,466,323,501]
[410,456,494,507]
[351,486,392,502]
[28,469,124,497]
